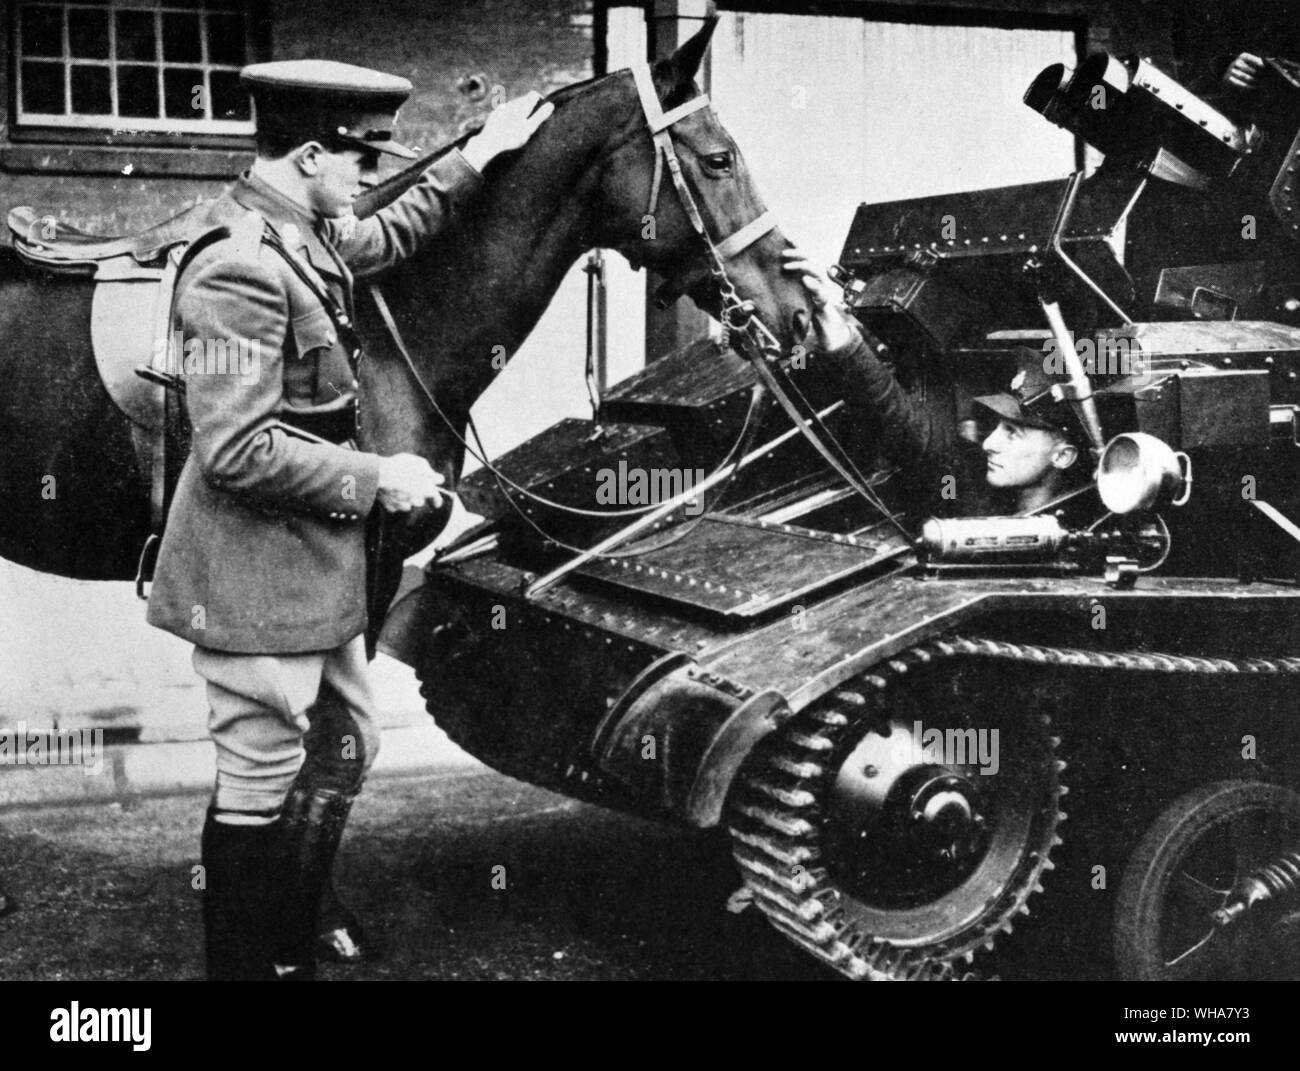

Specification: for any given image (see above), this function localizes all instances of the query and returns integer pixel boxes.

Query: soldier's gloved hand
[461,91,555,172]
[1223,52,1265,91]
[377,453,446,512]
[782,248,857,354]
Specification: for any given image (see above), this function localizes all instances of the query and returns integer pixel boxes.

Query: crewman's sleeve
[323,148,484,278]
[177,254,383,520]
[821,328,955,472]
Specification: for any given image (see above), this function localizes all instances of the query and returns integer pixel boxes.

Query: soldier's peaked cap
[972,347,1082,439]
[241,60,418,159]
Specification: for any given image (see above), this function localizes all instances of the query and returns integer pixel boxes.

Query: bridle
[627,63,783,356]
[626,64,910,537]
[368,61,910,547]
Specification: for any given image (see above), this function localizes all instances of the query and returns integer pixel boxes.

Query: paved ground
[0,768,834,982]
[0,563,1131,981]
[0,554,835,981]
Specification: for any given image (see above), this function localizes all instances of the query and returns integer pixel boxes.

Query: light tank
[380,53,1300,980]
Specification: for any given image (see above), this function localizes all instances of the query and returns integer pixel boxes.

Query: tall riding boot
[295,689,370,962]
[276,785,363,972]
[200,809,281,981]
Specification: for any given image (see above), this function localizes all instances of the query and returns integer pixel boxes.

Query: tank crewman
[782,250,1086,517]
[145,60,552,980]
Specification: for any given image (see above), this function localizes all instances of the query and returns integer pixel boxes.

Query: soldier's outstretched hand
[462,91,555,171]
[782,247,857,354]
[1223,52,1265,92]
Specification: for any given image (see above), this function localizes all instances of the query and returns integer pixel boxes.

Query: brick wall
[0,0,596,231]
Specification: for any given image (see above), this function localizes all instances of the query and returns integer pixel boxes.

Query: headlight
[1097,432,1192,514]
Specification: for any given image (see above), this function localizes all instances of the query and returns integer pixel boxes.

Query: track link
[727,636,1065,981]
[727,634,1300,981]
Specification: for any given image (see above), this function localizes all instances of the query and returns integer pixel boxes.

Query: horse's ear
[657,16,718,103]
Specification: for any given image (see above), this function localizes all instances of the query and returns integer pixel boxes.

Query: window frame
[3,0,270,174]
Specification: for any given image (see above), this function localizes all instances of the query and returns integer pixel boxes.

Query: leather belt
[278,403,358,445]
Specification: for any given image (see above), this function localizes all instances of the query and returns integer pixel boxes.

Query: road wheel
[1115,779,1300,980]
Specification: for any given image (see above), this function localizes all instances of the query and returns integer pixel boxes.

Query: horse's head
[589,20,814,355]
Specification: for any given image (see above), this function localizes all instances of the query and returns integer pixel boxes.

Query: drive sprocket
[726,636,1066,980]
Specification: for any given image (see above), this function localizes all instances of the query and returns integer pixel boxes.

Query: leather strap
[148,247,182,533]
[630,62,709,134]
[135,244,186,599]
[747,355,910,541]
[627,63,777,263]
[714,210,777,259]
[258,224,364,369]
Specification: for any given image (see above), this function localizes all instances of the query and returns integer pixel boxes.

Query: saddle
[7,202,215,276]
[7,201,226,593]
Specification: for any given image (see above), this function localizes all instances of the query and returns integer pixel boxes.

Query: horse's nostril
[792,308,809,342]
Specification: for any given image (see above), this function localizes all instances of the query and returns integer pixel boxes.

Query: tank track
[727,635,1059,981]
[726,634,1300,981]
[415,626,1300,979]
[728,631,1300,982]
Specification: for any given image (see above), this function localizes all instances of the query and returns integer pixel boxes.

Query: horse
[0,21,813,633]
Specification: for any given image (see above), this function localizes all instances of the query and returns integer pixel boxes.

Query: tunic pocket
[284,306,337,402]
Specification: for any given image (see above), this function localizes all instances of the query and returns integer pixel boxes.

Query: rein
[368,62,910,554]
[625,63,912,541]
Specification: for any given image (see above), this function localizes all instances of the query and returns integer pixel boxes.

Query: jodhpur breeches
[192,635,380,814]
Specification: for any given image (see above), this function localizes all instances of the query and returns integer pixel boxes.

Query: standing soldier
[145,60,551,980]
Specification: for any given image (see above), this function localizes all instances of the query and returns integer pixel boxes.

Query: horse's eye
[703,152,733,173]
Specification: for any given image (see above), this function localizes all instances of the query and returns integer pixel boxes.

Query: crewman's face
[305,145,381,218]
[982,419,1072,490]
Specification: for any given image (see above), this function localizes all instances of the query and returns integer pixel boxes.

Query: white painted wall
[711,12,1078,265]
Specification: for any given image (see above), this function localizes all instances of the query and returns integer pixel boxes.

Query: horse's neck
[393,96,621,410]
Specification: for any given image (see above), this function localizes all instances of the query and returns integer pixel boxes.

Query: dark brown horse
[0,25,812,630]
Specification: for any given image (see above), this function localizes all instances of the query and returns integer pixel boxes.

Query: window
[13,0,255,136]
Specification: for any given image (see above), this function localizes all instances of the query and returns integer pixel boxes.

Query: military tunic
[146,150,481,653]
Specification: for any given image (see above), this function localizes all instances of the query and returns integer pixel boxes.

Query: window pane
[71,65,112,114]
[20,5,64,58]
[117,65,160,118]
[209,69,251,121]
[115,10,157,62]
[164,67,206,118]
[162,13,202,63]
[21,61,65,113]
[68,9,110,59]
[207,14,247,66]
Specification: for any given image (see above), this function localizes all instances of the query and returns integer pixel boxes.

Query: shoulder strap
[173,224,232,282]
[258,223,364,365]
